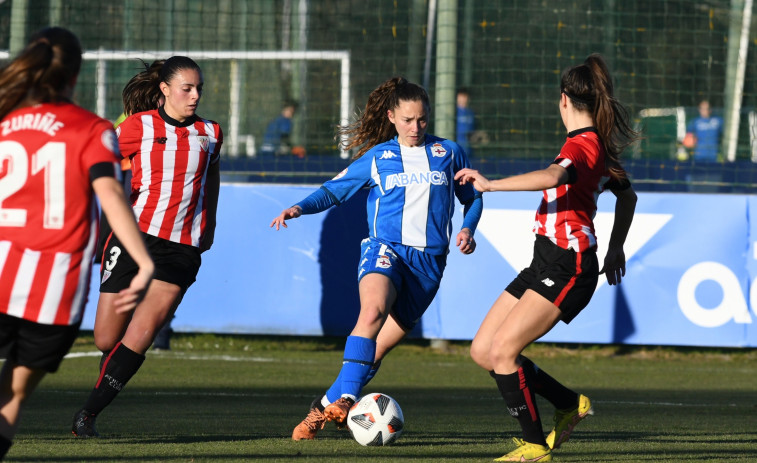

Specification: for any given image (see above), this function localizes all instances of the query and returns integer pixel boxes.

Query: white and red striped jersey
[0,102,120,325]
[117,108,222,247]
[533,127,624,252]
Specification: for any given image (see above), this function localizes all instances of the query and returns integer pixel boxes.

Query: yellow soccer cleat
[494,437,552,462]
[545,394,593,449]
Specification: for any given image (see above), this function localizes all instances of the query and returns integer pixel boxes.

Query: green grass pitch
[7,333,757,462]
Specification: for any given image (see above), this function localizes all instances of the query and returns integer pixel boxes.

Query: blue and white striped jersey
[322,135,477,255]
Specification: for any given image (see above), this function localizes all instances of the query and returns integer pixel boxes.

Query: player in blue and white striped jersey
[271,77,483,441]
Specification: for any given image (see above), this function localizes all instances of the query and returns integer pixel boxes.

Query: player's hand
[454,168,491,193]
[456,228,476,255]
[114,266,153,314]
[270,205,303,230]
[599,247,626,285]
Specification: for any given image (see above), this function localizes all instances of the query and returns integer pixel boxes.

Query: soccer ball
[347,392,404,446]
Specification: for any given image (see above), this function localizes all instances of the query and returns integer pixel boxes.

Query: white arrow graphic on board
[475,210,673,290]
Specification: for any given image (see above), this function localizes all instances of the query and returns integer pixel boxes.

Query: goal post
[83,49,352,159]
[0,49,352,159]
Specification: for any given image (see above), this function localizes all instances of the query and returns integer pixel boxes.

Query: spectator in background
[456,88,475,156]
[260,100,302,157]
[684,100,723,162]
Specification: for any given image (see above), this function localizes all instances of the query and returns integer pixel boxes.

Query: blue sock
[325,370,344,403]
[364,360,382,386]
[331,336,376,402]
[325,360,380,403]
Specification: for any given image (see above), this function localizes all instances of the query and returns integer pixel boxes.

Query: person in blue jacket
[456,87,475,156]
[685,100,722,162]
[260,100,298,156]
[271,76,483,441]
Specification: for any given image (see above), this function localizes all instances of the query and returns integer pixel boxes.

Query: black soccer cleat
[72,409,99,438]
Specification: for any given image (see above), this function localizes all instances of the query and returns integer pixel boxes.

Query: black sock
[82,342,145,416]
[520,356,578,410]
[491,368,546,446]
[0,434,11,460]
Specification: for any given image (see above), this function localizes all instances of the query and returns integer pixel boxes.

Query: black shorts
[506,235,599,324]
[100,232,201,294]
[0,313,80,372]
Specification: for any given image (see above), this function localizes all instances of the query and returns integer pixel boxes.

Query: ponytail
[338,76,430,159]
[0,27,82,120]
[561,54,638,180]
[122,59,165,116]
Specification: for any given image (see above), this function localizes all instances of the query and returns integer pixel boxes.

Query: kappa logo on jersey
[333,167,348,180]
[380,150,397,160]
[385,171,448,189]
[154,137,168,144]
[431,143,447,157]
[101,130,118,154]
[197,136,210,152]
[376,255,392,269]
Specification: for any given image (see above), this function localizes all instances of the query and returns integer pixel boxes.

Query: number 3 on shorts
[104,246,121,272]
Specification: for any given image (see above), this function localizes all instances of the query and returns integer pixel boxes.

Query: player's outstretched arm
[270,205,303,230]
[93,176,154,312]
[456,165,568,193]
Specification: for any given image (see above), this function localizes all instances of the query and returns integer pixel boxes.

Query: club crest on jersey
[376,255,392,269]
[197,136,210,152]
[333,167,348,180]
[380,150,397,160]
[101,130,119,154]
[431,143,447,157]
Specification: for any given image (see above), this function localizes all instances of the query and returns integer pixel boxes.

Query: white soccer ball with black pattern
[347,392,404,446]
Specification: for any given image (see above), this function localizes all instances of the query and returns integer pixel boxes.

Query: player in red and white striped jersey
[72,56,222,438]
[118,106,221,246]
[0,28,153,457]
[455,54,638,461]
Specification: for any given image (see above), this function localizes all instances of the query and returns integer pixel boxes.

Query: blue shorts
[357,238,446,331]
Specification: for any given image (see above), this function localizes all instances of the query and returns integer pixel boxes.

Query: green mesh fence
[3,0,757,189]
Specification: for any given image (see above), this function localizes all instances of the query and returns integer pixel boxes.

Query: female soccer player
[455,54,637,462]
[271,76,483,440]
[72,56,222,437]
[0,27,153,457]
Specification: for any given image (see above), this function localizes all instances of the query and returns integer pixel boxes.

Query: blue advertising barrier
[82,184,757,348]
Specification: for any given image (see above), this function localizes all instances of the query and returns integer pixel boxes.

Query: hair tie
[562,89,594,106]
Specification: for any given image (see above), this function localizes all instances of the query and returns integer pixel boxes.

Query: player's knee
[469,339,490,369]
[357,305,388,328]
[487,342,520,371]
[94,332,119,353]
